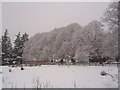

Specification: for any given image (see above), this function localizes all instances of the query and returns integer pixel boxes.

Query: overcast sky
[2,2,111,42]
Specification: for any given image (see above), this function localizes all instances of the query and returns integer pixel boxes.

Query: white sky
[1,2,112,42]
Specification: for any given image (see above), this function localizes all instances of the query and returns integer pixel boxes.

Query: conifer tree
[13,32,28,64]
[2,29,12,65]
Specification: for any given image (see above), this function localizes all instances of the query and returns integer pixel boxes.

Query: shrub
[21,67,24,70]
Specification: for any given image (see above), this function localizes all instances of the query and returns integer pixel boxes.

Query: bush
[21,67,24,70]
[101,71,107,76]
[9,68,12,72]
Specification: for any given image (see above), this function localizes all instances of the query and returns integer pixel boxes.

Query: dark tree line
[1,29,28,65]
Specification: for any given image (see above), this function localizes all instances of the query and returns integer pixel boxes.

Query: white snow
[0,66,2,89]
[1,65,118,88]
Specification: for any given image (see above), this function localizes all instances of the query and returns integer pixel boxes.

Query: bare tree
[102,2,118,60]
[102,2,118,31]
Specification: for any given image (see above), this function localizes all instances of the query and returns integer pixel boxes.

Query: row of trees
[1,30,28,65]
[23,2,119,64]
[0,2,119,65]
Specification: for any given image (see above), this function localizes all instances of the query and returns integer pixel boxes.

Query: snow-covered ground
[1,65,118,88]
[0,66,2,89]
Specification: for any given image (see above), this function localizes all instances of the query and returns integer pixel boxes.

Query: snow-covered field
[1,65,118,88]
[0,66,2,89]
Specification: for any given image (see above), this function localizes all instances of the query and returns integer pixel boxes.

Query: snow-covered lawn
[1,65,118,88]
[0,66,2,89]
